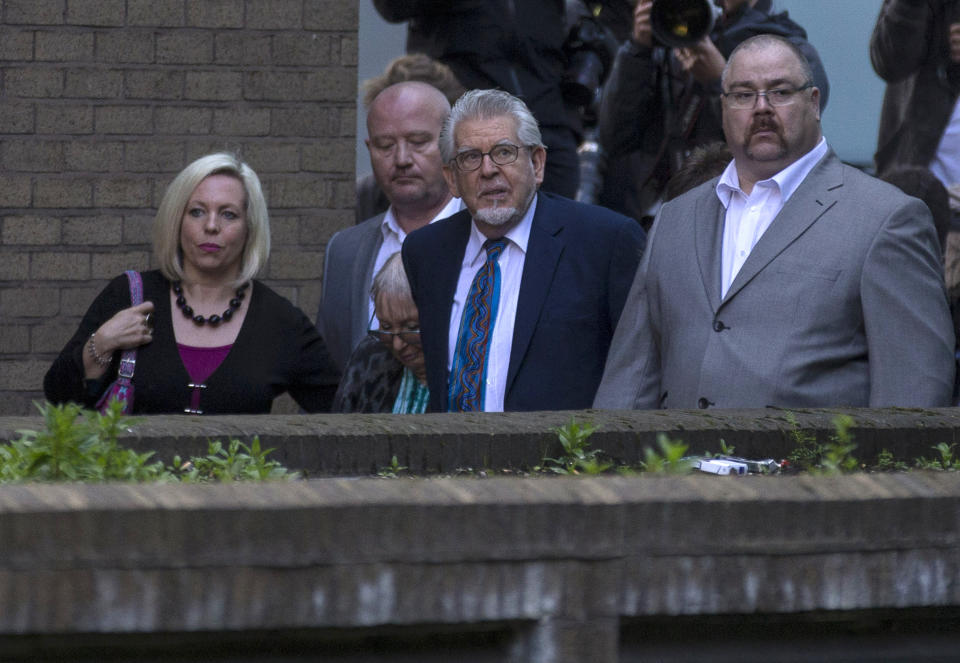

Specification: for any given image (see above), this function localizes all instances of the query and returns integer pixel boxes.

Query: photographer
[373,0,583,199]
[597,0,829,223]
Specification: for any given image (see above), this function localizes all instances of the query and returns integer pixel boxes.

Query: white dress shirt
[368,196,463,322]
[715,137,829,298]
[447,195,537,412]
[930,96,960,187]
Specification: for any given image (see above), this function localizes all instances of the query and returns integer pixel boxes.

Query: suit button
[698,397,710,409]
[713,319,726,332]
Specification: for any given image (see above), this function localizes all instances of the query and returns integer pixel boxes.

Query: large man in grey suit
[318,82,461,371]
[594,34,956,410]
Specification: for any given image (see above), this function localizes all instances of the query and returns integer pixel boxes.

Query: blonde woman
[45,153,337,414]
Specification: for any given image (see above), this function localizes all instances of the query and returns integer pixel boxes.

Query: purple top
[178,343,232,414]
[178,343,232,384]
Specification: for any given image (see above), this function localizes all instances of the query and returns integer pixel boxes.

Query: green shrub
[0,401,296,483]
[541,417,611,475]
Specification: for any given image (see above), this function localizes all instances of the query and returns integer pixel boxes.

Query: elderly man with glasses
[595,34,956,411]
[402,88,646,412]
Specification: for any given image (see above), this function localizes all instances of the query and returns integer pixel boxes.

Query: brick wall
[1,474,959,661]
[0,0,358,414]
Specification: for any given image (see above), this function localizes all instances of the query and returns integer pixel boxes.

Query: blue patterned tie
[448,238,508,412]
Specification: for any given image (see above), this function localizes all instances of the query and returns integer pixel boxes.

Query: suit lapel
[431,212,472,412]
[351,217,383,342]
[506,196,563,397]
[721,150,842,306]
[694,191,725,312]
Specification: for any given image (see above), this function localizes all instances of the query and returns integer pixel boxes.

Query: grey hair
[721,34,815,91]
[439,88,545,163]
[153,152,270,287]
[371,252,412,304]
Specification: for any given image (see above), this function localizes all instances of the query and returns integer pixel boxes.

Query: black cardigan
[44,270,339,414]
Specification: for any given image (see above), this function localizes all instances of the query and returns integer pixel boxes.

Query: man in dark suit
[594,35,955,410]
[318,82,461,372]
[402,89,646,412]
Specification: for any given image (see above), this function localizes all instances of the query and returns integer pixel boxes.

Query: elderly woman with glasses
[333,252,429,413]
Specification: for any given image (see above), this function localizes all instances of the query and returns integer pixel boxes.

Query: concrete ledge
[0,473,958,662]
[1,408,957,475]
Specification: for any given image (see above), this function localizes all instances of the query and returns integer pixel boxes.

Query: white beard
[474,206,518,227]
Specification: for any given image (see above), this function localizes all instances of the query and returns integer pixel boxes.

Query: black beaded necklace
[173,282,249,326]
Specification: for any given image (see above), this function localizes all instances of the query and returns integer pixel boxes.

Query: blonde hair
[153,152,270,286]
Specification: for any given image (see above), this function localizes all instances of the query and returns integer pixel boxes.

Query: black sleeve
[286,306,342,413]
[870,0,936,83]
[597,41,663,159]
[606,215,647,332]
[43,275,132,408]
[372,0,452,22]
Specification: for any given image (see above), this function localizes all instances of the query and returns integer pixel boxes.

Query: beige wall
[0,0,358,414]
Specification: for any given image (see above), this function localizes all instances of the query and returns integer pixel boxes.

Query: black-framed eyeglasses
[368,328,421,345]
[721,83,813,110]
[452,143,529,171]
[368,312,422,346]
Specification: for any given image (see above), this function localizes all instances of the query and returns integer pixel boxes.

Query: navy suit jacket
[402,192,646,412]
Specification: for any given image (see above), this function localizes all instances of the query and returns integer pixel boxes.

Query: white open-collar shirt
[715,137,828,298]
[446,194,538,412]
[369,196,463,322]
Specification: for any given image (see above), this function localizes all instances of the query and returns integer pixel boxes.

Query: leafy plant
[784,412,822,472]
[704,439,736,459]
[640,434,693,474]
[542,417,611,475]
[874,449,908,472]
[816,414,858,475]
[173,437,298,482]
[914,443,960,471]
[0,400,168,482]
[0,401,295,483]
[376,455,408,478]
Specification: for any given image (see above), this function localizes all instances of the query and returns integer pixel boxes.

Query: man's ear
[443,163,460,198]
[531,146,547,187]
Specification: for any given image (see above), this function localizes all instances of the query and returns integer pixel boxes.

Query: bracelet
[87,332,112,368]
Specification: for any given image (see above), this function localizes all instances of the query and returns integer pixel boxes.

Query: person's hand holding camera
[631,0,654,48]
[950,21,960,63]
[675,36,726,85]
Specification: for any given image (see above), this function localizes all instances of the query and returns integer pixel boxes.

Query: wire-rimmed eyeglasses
[452,143,530,171]
[721,83,813,110]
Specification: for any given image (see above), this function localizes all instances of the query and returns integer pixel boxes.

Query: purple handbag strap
[117,270,142,379]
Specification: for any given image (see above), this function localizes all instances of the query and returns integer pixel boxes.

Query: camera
[562,1,620,108]
[651,0,720,49]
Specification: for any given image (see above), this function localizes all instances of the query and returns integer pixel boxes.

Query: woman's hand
[83,301,155,378]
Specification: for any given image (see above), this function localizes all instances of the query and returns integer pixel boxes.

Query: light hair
[153,152,270,286]
[721,34,814,91]
[362,53,464,108]
[439,89,545,164]
[371,252,412,305]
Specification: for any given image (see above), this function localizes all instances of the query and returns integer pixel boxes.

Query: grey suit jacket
[594,150,956,409]
[317,214,384,373]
